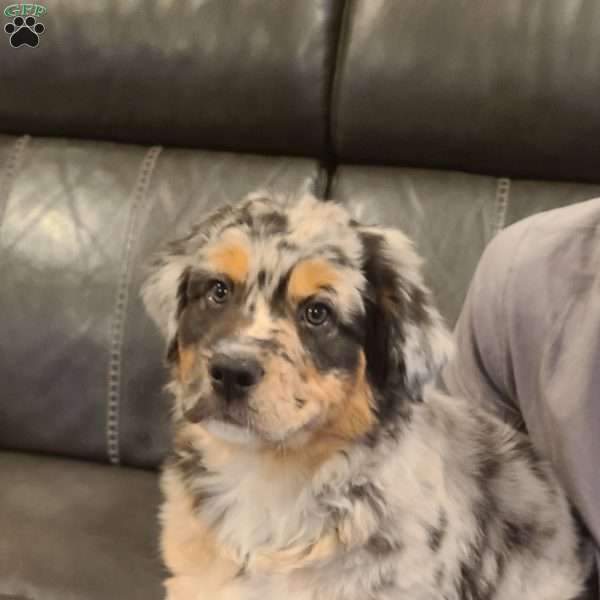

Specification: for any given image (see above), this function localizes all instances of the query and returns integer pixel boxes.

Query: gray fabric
[443,198,600,589]
[0,451,164,600]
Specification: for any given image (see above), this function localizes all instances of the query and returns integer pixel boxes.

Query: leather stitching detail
[106,145,162,465]
[493,177,511,237]
[0,135,30,240]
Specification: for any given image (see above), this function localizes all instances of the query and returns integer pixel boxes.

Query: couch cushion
[332,165,600,326]
[1,136,152,465]
[0,0,343,157]
[0,452,163,600]
[0,134,321,467]
[333,0,600,182]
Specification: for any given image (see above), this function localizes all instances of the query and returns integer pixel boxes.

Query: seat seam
[106,145,163,465]
[328,0,354,165]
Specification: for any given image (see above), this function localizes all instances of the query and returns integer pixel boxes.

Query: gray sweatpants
[443,198,600,594]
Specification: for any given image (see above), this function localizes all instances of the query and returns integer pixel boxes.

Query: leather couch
[1,1,600,598]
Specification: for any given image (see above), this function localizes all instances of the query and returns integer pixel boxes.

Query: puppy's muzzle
[209,353,264,403]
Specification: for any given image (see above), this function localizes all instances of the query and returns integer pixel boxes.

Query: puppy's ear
[359,227,452,405]
[141,205,234,347]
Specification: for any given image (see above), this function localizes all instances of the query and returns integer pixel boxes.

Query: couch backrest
[0,0,343,157]
[333,0,600,183]
[1,0,599,469]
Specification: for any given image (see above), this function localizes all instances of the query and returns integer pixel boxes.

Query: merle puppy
[142,193,590,600]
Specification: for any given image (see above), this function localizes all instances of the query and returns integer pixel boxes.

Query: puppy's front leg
[161,468,243,600]
[164,575,201,600]
[164,575,247,600]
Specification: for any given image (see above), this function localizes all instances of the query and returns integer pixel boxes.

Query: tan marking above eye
[288,259,339,304]
[207,242,249,284]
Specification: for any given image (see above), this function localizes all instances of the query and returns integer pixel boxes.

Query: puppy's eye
[207,280,231,305]
[304,302,330,327]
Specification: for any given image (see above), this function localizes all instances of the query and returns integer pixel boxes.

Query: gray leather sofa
[1,1,600,598]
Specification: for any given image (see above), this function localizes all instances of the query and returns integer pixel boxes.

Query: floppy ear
[141,205,235,348]
[359,227,453,406]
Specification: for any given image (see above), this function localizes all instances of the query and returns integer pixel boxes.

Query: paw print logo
[4,15,44,48]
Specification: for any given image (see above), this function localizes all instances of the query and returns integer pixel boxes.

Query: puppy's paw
[165,576,201,600]
[165,575,245,600]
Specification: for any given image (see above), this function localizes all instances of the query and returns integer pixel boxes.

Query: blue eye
[304,302,330,326]
[207,280,230,305]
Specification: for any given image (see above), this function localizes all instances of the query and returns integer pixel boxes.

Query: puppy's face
[143,194,451,447]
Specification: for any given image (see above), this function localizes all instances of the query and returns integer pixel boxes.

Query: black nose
[209,354,264,401]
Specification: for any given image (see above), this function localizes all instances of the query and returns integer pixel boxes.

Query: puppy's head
[143,193,451,446]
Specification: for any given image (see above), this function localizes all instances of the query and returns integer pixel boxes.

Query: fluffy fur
[142,192,590,600]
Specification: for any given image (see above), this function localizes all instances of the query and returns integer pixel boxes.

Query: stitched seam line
[493,177,511,236]
[106,145,162,465]
[0,135,30,238]
[313,163,330,199]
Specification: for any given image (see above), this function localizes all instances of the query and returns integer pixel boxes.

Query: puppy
[142,192,590,600]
